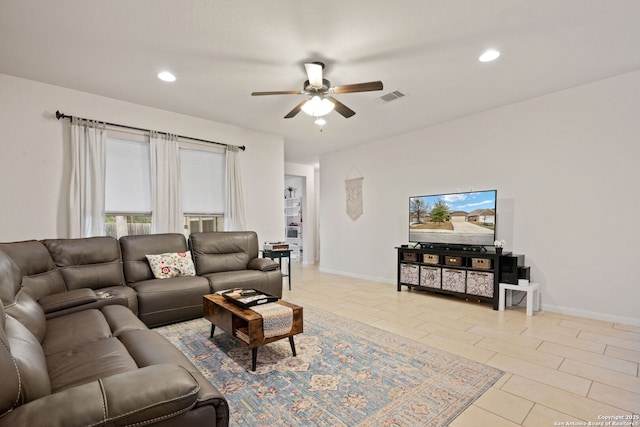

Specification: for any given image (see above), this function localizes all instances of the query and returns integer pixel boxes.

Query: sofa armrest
[38,288,98,313]
[0,364,200,427]
[248,257,279,272]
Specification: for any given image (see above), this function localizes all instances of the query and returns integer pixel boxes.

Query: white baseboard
[540,303,640,327]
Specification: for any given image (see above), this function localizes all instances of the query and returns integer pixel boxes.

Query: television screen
[409,190,497,247]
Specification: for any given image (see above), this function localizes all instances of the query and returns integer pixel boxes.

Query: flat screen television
[409,189,497,248]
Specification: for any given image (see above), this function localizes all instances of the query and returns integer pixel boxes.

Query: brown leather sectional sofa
[0,231,282,427]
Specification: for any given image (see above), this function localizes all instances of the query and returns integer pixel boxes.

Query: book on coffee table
[217,288,279,308]
[235,327,250,343]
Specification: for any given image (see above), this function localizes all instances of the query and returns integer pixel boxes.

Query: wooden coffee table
[203,294,303,371]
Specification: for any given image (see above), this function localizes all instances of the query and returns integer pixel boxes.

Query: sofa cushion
[190,231,260,274]
[4,289,47,344]
[145,251,196,278]
[4,315,51,403]
[118,328,202,369]
[41,237,125,291]
[98,364,201,425]
[98,285,139,314]
[248,257,280,271]
[130,276,210,327]
[38,288,98,314]
[0,249,22,306]
[0,302,21,417]
[117,329,229,419]
[0,241,66,300]
[204,269,279,293]
[100,304,147,336]
[40,237,140,314]
[42,309,112,356]
[119,234,189,284]
[0,364,202,427]
[46,337,138,392]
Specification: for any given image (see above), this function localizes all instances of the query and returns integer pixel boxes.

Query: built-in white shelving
[284,197,302,257]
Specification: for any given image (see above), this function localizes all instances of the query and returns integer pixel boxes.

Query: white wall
[319,70,640,326]
[0,73,284,243]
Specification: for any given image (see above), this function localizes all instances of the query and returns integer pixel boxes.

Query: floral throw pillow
[145,251,196,279]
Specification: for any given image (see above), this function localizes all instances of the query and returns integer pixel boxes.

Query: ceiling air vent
[379,90,406,102]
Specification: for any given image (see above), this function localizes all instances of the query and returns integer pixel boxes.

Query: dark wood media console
[396,246,525,310]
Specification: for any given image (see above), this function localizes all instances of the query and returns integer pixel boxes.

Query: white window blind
[180,148,225,214]
[105,137,151,213]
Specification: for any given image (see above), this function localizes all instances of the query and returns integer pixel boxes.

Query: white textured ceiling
[1,1,640,165]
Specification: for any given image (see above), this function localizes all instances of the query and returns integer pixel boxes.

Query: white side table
[498,282,540,316]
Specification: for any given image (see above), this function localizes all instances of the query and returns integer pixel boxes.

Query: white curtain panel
[150,132,183,234]
[224,145,246,231]
[69,118,107,237]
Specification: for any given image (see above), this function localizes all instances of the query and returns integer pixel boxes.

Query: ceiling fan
[251,62,383,119]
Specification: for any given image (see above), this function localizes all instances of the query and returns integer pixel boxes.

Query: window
[183,215,224,234]
[179,146,225,215]
[103,134,226,238]
[105,137,152,213]
[105,214,152,238]
[179,144,225,235]
[105,136,152,238]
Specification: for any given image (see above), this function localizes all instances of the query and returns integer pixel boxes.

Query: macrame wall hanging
[345,165,364,221]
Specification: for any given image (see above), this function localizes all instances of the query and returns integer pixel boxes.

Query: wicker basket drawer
[420,266,441,288]
[442,269,466,292]
[471,258,492,270]
[403,252,418,262]
[466,271,494,297]
[422,254,439,265]
[400,263,419,285]
[444,256,462,266]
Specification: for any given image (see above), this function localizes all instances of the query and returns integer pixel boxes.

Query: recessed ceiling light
[157,71,176,82]
[479,49,500,62]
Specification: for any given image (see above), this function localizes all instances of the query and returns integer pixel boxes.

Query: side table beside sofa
[262,248,292,290]
[0,230,281,427]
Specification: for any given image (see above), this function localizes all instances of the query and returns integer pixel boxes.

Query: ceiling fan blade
[326,96,356,118]
[251,90,303,96]
[284,99,308,119]
[304,62,324,89]
[331,81,384,94]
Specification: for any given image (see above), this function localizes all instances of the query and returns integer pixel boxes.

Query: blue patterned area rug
[155,306,503,426]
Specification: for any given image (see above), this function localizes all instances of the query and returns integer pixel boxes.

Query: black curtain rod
[55,110,245,151]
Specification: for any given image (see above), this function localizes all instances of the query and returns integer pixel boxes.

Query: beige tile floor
[281,262,640,426]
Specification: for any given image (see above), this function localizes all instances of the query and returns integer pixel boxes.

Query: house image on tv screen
[467,209,495,226]
[409,190,496,246]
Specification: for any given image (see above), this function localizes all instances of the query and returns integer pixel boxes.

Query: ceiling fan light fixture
[157,71,176,82]
[479,49,500,62]
[301,96,335,117]
[314,117,327,126]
